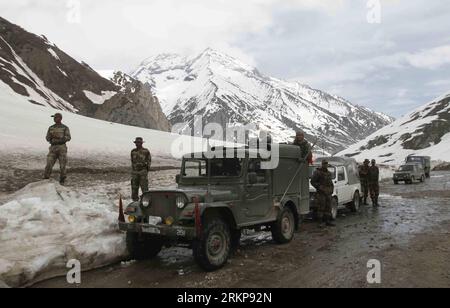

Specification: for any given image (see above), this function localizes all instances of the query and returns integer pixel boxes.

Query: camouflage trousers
[361,179,369,200]
[131,170,149,201]
[369,182,380,199]
[44,144,68,180]
[316,192,332,221]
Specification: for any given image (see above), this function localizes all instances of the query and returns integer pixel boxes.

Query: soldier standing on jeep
[131,137,152,201]
[43,113,71,185]
[311,160,335,227]
[368,159,380,207]
[359,159,370,205]
[293,131,313,164]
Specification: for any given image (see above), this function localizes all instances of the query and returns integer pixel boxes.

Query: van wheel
[272,207,295,244]
[331,197,338,220]
[126,232,163,260]
[350,191,360,213]
[193,218,231,271]
[394,180,399,185]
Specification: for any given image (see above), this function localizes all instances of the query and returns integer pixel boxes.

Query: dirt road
[31,171,450,288]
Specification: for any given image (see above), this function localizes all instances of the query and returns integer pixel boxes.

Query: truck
[309,157,362,220]
[118,144,310,271]
[393,163,426,184]
[405,155,431,178]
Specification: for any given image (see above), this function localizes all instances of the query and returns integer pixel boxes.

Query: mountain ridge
[131,48,394,154]
[338,91,450,164]
[0,16,170,131]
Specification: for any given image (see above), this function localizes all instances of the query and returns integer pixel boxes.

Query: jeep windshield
[398,165,414,172]
[182,158,243,178]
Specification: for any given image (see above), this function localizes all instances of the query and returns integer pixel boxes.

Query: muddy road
[30,171,450,288]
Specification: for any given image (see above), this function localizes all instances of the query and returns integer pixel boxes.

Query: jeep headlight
[176,195,186,209]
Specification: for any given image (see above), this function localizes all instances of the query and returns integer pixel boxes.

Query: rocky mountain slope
[131,48,393,154]
[0,16,170,131]
[339,92,450,164]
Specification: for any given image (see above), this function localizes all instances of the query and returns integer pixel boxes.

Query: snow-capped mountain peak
[131,49,394,154]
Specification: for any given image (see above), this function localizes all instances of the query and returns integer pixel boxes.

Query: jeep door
[243,159,271,218]
[335,166,351,204]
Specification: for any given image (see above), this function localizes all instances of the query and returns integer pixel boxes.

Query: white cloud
[406,45,450,69]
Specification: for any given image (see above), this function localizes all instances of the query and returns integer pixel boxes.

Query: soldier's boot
[375,197,379,207]
[325,217,336,227]
[59,176,66,186]
[318,217,326,228]
[371,198,376,207]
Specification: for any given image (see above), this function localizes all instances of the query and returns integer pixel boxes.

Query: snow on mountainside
[339,92,450,165]
[131,48,394,154]
[0,16,170,131]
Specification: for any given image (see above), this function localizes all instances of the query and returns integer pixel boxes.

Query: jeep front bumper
[118,222,197,240]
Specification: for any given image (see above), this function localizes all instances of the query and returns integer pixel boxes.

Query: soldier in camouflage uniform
[359,159,370,205]
[311,160,335,227]
[131,137,152,201]
[368,159,380,207]
[44,113,71,185]
[293,131,313,164]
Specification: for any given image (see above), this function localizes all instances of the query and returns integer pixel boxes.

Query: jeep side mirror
[248,172,258,185]
[175,174,180,184]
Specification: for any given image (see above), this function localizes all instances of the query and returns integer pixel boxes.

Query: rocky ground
[23,168,450,288]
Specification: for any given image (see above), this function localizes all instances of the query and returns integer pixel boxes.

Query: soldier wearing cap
[311,159,335,227]
[359,159,370,205]
[368,159,380,207]
[131,137,152,201]
[43,113,71,185]
[293,131,313,164]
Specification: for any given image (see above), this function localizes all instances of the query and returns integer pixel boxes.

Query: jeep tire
[271,206,295,244]
[126,232,163,260]
[350,191,361,213]
[193,218,232,271]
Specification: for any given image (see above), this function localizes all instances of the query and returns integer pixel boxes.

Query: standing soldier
[359,159,370,205]
[311,160,335,227]
[44,113,71,185]
[131,137,152,201]
[368,159,380,207]
[293,131,313,164]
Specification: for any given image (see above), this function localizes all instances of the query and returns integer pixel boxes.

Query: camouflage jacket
[46,124,71,145]
[368,166,380,183]
[359,165,370,181]
[311,168,334,195]
[293,139,312,161]
[131,148,152,172]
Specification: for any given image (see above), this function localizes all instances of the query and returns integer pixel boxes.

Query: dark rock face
[0,16,170,132]
[401,96,450,150]
[95,72,171,131]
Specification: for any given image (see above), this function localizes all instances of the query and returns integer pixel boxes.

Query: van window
[338,167,346,181]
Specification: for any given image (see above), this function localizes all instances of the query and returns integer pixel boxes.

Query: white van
[309,157,362,220]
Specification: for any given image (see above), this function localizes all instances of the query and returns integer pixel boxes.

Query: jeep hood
[148,186,239,202]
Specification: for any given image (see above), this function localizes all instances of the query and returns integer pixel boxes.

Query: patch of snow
[47,48,60,61]
[57,66,68,77]
[83,90,117,105]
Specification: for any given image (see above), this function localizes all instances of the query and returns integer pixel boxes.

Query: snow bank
[0,181,126,287]
[0,80,205,164]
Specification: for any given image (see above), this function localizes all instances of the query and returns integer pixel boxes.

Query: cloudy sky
[1,0,450,117]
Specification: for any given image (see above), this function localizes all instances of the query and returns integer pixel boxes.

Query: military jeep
[118,144,310,271]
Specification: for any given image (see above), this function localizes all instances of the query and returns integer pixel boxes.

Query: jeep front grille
[146,192,179,219]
